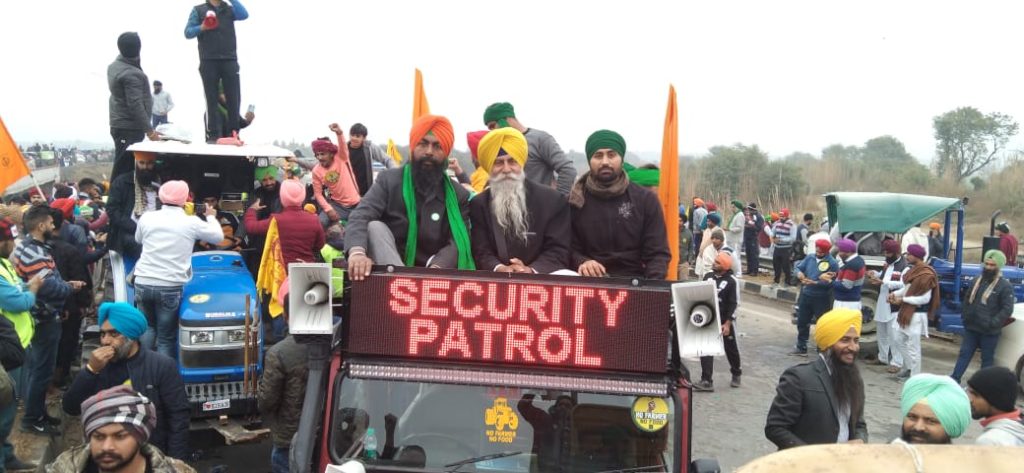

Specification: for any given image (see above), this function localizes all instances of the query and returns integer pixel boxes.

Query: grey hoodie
[976,415,1024,446]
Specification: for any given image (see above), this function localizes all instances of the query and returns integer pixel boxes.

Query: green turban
[984,249,1006,269]
[623,162,659,187]
[255,166,281,182]
[585,130,627,160]
[900,373,971,439]
[483,102,516,128]
[732,200,744,211]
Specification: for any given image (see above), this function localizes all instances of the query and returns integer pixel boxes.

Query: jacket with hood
[976,411,1024,446]
[107,55,153,132]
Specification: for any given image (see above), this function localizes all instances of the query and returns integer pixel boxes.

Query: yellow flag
[658,85,680,280]
[413,68,430,123]
[386,138,403,164]
[255,217,287,317]
[0,116,32,195]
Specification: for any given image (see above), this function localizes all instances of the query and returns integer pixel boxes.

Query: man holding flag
[345,115,473,281]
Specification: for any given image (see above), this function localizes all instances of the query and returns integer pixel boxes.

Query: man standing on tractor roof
[345,115,474,280]
[469,128,571,274]
[63,303,190,460]
[568,130,670,279]
[482,102,576,197]
[184,0,249,143]
[108,32,160,182]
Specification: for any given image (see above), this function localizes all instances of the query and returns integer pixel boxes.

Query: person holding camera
[133,181,223,358]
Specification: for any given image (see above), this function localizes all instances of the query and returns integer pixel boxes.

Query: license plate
[202,399,231,412]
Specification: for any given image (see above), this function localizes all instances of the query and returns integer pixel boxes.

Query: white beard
[490,172,529,244]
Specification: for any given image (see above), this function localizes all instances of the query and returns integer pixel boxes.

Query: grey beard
[490,173,529,244]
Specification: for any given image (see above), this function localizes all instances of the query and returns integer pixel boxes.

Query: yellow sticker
[189,294,211,304]
[632,397,669,432]
[817,261,831,272]
[484,397,519,443]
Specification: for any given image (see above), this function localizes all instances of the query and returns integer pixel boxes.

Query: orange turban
[410,114,454,157]
[693,198,705,207]
[929,222,941,230]
[714,252,732,271]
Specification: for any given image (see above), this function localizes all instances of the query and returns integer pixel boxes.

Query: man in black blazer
[765,308,868,449]
[470,128,570,274]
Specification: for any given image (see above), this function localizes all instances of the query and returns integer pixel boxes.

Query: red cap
[50,198,75,220]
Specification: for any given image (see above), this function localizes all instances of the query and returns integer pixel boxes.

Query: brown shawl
[897,263,940,328]
[568,170,630,209]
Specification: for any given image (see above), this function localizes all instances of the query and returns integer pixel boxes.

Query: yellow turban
[814,308,862,350]
[477,128,528,174]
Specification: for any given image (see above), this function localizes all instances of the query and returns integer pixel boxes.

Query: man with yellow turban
[482,102,576,196]
[568,130,670,279]
[898,373,971,444]
[766,308,868,449]
[345,115,473,280]
[469,128,570,274]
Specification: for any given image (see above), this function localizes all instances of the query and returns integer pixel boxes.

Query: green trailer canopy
[825,192,961,234]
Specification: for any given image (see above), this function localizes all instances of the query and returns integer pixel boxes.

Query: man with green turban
[469,128,571,274]
[567,130,669,279]
[898,373,971,444]
[950,249,1015,382]
[482,102,576,196]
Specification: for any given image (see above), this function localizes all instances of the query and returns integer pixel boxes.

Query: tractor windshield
[329,374,676,472]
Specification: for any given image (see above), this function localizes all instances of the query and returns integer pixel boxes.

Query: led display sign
[348,270,671,374]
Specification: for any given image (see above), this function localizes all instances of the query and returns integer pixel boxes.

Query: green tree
[933,107,1019,182]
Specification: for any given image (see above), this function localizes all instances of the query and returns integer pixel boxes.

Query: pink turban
[280,179,306,208]
[158,180,189,207]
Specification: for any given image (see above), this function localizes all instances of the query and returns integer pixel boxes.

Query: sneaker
[5,457,38,471]
[730,375,741,388]
[20,419,61,436]
[787,348,808,357]
[895,370,912,380]
[42,413,62,426]
[692,380,714,392]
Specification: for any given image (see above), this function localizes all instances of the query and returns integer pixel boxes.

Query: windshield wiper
[594,465,668,473]
[444,451,523,472]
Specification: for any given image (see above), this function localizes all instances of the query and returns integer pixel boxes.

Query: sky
[2,0,1022,163]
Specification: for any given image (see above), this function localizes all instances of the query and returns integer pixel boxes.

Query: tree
[933,107,1018,182]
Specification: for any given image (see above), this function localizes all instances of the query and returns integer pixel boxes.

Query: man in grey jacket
[483,102,576,196]
[108,32,159,181]
[950,249,1015,383]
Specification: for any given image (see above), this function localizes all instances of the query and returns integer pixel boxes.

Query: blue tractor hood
[181,252,260,327]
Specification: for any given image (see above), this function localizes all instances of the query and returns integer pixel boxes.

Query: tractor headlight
[227,329,246,343]
[190,331,214,345]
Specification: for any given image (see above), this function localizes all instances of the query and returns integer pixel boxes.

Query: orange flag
[412,68,430,123]
[0,116,32,195]
[658,86,680,280]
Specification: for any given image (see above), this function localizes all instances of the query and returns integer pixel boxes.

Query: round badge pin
[431,213,441,221]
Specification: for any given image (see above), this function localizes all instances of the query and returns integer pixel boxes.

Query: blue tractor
[90,141,296,430]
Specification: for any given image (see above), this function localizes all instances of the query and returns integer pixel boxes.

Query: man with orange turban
[692,251,742,392]
[766,308,868,449]
[469,128,570,274]
[345,115,473,280]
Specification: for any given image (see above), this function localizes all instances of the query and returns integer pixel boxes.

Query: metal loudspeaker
[672,280,725,358]
[287,263,334,335]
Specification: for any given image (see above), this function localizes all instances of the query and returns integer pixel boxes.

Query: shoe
[730,376,741,388]
[790,316,798,325]
[20,419,61,436]
[692,380,714,392]
[886,365,901,373]
[895,370,912,380]
[42,413,62,426]
[787,348,808,357]
[5,457,38,471]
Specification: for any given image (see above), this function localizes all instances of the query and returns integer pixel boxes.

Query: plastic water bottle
[363,428,378,459]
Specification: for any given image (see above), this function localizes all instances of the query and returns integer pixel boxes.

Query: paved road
[689,294,986,471]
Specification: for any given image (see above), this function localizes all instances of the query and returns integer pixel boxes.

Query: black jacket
[257,336,309,448]
[570,183,670,279]
[703,270,738,321]
[962,276,1015,335]
[63,347,190,459]
[765,356,868,449]
[345,167,471,268]
[107,55,153,132]
[47,238,92,311]
[470,180,570,273]
[106,172,159,259]
[0,316,24,371]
